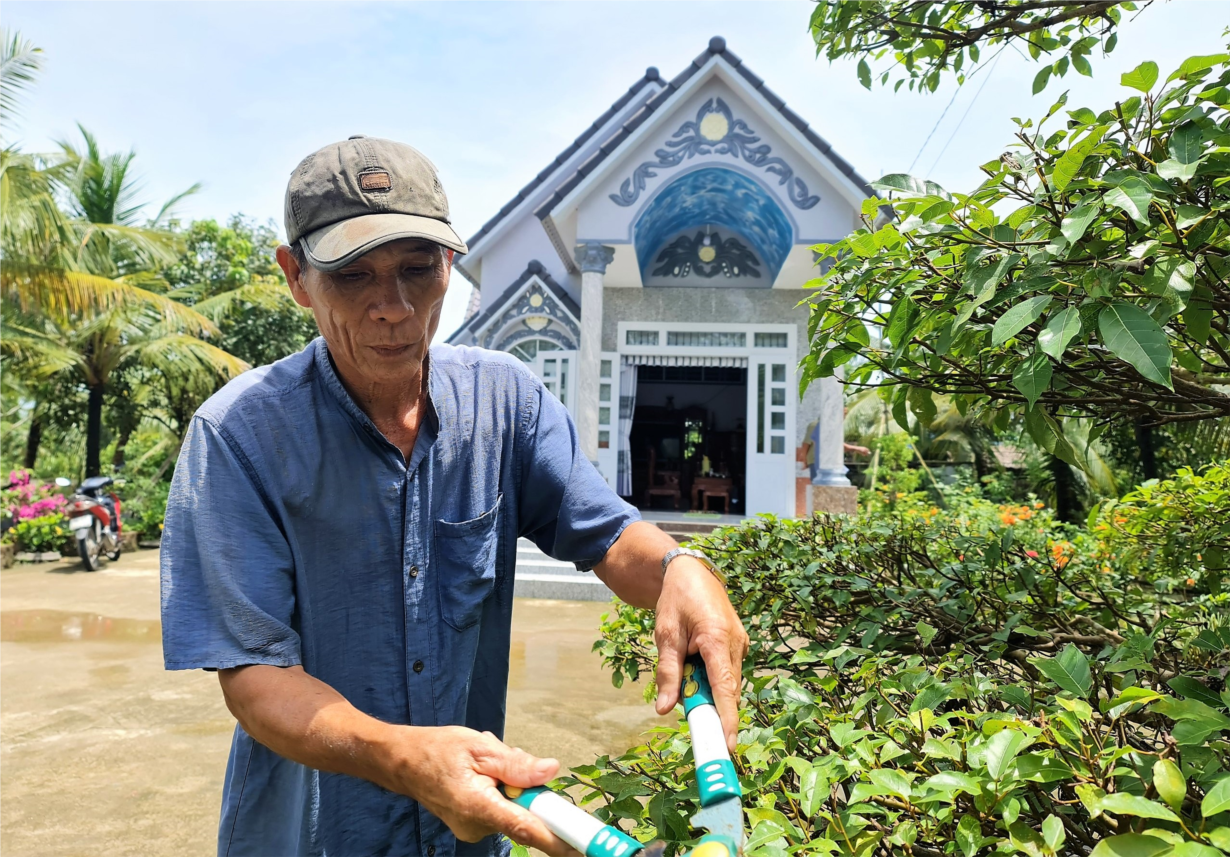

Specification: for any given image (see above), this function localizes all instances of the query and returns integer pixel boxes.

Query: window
[599,383,611,402]
[771,412,785,431]
[754,332,788,348]
[771,388,785,407]
[666,331,746,348]
[626,330,659,346]
[771,364,786,383]
[508,338,562,362]
[771,436,785,454]
[598,430,610,449]
[600,359,612,378]
[599,407,611,425]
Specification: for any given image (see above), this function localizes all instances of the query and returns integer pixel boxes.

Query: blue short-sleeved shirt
[160,337,639,857]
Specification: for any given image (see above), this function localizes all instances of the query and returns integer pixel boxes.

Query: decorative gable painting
[449,37,870,518]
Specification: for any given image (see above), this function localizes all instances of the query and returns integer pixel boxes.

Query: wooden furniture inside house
[644,447,682,509]
[691,476,733,514]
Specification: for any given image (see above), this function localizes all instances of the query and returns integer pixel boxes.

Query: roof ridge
[459,67,663,252]
[533,36,873,221]
[446,260,579,344]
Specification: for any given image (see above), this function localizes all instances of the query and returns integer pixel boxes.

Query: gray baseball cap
[284,135,467,271]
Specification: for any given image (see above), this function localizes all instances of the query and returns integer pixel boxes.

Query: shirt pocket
[434,494,503,631]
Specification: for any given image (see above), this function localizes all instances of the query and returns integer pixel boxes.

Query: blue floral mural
[634,167,793,282]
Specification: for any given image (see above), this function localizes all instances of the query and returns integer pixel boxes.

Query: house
[448,37,867,518]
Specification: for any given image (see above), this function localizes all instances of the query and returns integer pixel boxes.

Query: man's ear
[276,245,313,309]
[445,249,455,267]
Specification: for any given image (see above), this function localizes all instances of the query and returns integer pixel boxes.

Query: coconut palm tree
[1,301,247,476]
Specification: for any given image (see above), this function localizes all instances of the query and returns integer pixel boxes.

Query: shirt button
[413,660,424,673]
[410,566,419,577]
[427,847,436,857]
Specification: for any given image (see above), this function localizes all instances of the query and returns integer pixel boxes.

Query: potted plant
[12,514,69,562]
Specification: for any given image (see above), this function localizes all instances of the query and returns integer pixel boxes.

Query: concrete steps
[512,517,735,601]
[513,539,615,602]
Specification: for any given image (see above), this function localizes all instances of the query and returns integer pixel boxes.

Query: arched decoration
[507,338,562,362]
[479,276,580,350]
[634,167,793,283]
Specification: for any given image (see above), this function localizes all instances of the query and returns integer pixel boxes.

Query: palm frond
[133,333,249,384]
[0,29,43,126]
[190,280,297,322]
[152,182,202,226]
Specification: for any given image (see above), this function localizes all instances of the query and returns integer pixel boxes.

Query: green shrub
[571,492,1230,856]
[1094,462,1230,596]
[12,514,68,553]
[121,477,169,541]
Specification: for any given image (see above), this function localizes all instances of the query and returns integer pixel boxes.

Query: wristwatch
[662,547,725,583]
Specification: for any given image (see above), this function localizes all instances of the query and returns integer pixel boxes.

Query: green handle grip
[681,655,715,715]
[502,785,644,857]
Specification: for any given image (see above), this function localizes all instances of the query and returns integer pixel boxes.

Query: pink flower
[1025,550,1039,559]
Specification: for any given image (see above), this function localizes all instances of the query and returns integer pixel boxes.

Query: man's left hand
[652,557,749,752]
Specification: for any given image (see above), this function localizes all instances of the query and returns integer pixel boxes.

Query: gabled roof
[533,36,875,220]
[460,68,664,253]
[448,260,578,343]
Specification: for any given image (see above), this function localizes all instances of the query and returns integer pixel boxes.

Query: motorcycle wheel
[106,533,121,561]
[77,524,102,571]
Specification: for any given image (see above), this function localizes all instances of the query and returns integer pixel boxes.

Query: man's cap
[284,135,467,271]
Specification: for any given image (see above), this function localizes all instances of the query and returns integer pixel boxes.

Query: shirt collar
[312,337,440,467]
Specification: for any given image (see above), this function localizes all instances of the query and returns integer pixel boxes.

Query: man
[161,136,748,857]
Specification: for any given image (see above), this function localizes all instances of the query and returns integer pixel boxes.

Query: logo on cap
[359,170,392,192]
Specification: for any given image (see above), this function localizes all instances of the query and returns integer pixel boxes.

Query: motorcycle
[57,476,123,571]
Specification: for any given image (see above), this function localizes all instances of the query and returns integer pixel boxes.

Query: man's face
[277,238,452,393]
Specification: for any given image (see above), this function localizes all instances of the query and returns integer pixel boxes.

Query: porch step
[514,539,615,602]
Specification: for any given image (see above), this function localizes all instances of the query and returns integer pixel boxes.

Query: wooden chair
[644,447,681,509]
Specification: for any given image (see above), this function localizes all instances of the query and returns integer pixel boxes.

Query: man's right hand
[219,666,576,856]
[393,726,577,856]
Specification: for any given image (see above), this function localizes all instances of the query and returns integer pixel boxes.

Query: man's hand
[592,522,749,752]
[652,558,749,752]
[394,727,576,856]
[218,666,576,855]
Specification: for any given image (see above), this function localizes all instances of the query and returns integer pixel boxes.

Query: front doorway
[629,365,747,514]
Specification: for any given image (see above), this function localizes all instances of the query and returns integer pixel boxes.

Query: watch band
[662,547,725,583]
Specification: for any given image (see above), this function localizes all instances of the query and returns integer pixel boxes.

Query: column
[574,242,615,466]
[811,374,858,514]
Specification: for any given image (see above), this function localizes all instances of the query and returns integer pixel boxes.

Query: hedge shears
[502,654,745,857]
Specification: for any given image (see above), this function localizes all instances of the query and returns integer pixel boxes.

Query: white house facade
[448,37,867,518]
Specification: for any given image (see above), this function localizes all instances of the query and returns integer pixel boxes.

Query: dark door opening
[629,365,747,513]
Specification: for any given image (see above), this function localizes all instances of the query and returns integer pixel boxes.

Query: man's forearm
[219,664,408,793]
[591,521,678,608]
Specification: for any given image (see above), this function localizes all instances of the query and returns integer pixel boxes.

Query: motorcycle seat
[80,476,114,494]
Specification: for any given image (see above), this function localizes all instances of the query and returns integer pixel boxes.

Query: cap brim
[301,213,468,272]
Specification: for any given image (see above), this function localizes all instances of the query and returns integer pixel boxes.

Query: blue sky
[6,1,1228,339]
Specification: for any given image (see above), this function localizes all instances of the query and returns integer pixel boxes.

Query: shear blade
[691,797,744,851]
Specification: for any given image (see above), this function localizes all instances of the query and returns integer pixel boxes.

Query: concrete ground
[1,549,666,856]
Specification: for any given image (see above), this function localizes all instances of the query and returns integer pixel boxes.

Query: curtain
[616,360,638,497]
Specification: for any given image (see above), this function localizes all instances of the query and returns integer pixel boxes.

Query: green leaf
[1208,829,1230,851]
[1166,53,1230,83]
[1012,350,1053,409]
[984,729,1032,781]
[1203,776,1230,816]
[1031,643,1092,697]
[1098,303,1174,388]
[1151,759,1186,813]
[1170,121,1205,164]
[1096,793,1180,822]
[1157,158,1199,182]
[1073,52,1093,77]
[1089,834,1172,857]
[908,387,937,427]
[1038,307,1082,359]
[1104,177,1155,226]
[857,57,872,90]
[872,173,949,198]
[1053,126,1107,191]
[1167,676,1224,709]
[1033,65,1053,94]
[1186,287,1213,343]
[993,297,1052,346]
[916,621,937,647]
[1061,203,1101,244]
[1042,814,1066,851]
[1024,408,1080,467]
[1121,61,1159,92]
[924,771,982,796]
[955,815,984,857]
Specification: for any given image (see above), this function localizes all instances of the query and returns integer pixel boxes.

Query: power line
[906,44,1009,176]
[927,48,1004,176]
